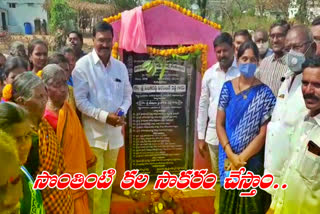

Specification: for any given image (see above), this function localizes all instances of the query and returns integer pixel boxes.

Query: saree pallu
[26,119,73,214]
[20,166,44,214]
[217,81,276,214]
[56,102,96,214]
[68,86,77,112]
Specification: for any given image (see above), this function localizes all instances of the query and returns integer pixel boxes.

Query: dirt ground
[0,34,94,55]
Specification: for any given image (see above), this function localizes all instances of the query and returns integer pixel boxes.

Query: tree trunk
[197,0,208,18]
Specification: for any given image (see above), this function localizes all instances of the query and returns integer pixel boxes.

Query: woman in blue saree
[216,41,276,214]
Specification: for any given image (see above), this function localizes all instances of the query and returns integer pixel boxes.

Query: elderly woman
[4,56,28,85]
[47,53,77,111]
[40,64,95,214]
[61,46,76,86]
[0,102,44,213]
[9,41,28,60]
[216,41,276,214]
[1,57,28,103]
[28,39,48,73]
[0,130,22,214]
[7,71,73,213]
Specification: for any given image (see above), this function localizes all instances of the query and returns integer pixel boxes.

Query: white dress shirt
[197,58,239,145]
[264,71,308,194]
[72,49,133,150]
[271,113,320,214]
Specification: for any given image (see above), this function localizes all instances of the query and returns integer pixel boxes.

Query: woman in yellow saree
[41,64,96,214]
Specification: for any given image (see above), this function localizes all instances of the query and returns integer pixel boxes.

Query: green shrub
[49,0,77,32]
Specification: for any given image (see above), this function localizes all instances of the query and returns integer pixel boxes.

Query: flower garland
[2,84,13,101]
[1,69,43,102]
[111,43,208,74]
[121,188,184,214]
[112,42,119,59]
[36,70,43,78]
[147,44,208,74]
[103,0,221,30]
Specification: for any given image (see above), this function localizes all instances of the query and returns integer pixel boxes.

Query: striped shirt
[255,53,290,96]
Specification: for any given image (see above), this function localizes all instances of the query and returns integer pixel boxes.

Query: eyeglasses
[285,41,312,52]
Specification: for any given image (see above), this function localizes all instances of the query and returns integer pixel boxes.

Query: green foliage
[49,0,77,32]
[222,15,275,33]
[294,0,309,24]
[145,0,208,17]
[81,0,106,2]
[142,50,201,79]
[247,8,256,16]
[196,0,208,17]
[110,0,140,11]
[218,0,257,33]
[171,0,193,9]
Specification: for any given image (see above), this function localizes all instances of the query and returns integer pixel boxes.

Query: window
[8,3,16,8]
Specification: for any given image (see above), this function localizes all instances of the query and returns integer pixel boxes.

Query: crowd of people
[0,15,319,214]
[0,22,131,214]
[198,17,320,214]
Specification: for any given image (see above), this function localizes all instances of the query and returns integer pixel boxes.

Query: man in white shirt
[197,32,239,213]
[72,21,132,214]
[311,17,320,56]
[268,56,320,214]
[264,25,316,195]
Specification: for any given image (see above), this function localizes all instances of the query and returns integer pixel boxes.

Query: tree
[255,0,268,17]
[171,0,208,17]
[197,0,208,17]
[110,0,141,11]
[273,0,290,18]
[255,0,290,18]
[49,0,77,32]
[295,0,312,24]
[81,0,107,2]
[219,0,255,33]
[171,0,193,9]
[48,0,77,50]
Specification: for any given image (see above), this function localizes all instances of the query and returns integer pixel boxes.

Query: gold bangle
[223,142,230,150]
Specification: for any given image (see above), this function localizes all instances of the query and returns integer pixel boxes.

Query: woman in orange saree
[41,64,96,214]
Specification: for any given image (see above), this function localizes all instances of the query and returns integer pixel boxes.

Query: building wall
[0,8,8,31]
[0,0,47,34]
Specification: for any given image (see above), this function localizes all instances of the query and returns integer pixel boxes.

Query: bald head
[285,25,316,57]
